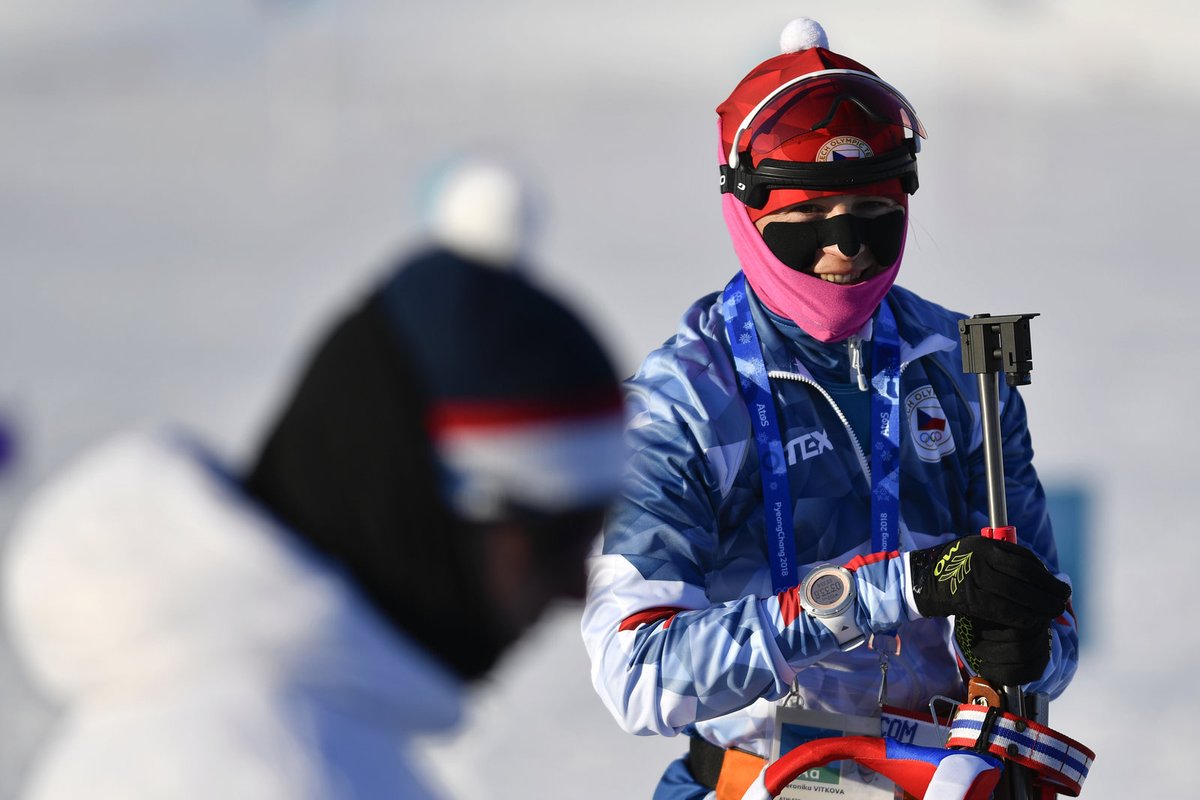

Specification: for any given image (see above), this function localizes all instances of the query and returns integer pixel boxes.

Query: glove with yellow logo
[907,537,1070,627]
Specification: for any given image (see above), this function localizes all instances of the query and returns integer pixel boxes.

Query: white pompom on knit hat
[779,17,829,53]
[427,158,532,268]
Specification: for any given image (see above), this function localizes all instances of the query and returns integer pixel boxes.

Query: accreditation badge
[770,704,948,799]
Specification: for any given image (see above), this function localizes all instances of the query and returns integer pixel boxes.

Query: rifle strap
[946,704,1094,797]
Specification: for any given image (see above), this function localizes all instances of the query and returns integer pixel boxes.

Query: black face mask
[760,210,906,274]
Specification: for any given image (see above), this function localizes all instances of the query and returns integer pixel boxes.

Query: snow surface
[2,1,1198,797]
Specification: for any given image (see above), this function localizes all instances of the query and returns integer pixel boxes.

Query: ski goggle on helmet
[719,67,927,213]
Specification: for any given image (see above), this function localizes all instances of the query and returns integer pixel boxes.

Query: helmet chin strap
[760,211,906,274]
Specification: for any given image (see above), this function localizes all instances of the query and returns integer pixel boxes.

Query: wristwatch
[799,564,866,651]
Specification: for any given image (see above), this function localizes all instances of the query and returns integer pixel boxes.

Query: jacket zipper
[766,369,871,485]
[765,333,953,488]
[847,335,869,392]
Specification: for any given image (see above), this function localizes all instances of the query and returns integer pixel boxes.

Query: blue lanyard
[869,297,902,554]
[721,273,902,593]
[722,273,796,593]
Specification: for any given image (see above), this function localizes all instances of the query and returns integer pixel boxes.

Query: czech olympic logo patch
[905,385,955,463]
[816,136,875,162]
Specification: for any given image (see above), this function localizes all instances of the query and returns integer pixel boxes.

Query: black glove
[955,616,1052,686]
[909,536,1070,627]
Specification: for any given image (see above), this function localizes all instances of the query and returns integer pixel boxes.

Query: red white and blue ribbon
[740,735,1003,800]
[946,704,1094,797]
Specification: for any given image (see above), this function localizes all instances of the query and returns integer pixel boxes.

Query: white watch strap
[814,607,865,650]
[901,551,922,620]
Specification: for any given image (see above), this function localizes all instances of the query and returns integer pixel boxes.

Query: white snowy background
[1,1,1196,797]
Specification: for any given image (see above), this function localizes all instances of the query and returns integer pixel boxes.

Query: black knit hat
[375,249,626,521]
[244,245,625,680]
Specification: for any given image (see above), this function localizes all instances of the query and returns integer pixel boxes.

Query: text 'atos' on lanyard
[721,273,902,595]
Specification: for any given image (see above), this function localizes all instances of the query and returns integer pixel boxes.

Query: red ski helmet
[717,22,926,221]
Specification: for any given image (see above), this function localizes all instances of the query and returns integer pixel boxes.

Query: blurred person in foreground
[2,159,626,800]
[581,19,1077,799]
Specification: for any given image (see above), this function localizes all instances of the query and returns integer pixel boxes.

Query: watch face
[808,573,846,608]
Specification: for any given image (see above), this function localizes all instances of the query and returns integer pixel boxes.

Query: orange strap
[715,748,768,800]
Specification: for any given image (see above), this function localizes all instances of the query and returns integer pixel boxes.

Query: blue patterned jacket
[581,280,1078,757]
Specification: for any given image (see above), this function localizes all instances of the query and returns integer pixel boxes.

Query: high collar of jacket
[747,282,872,386]
[744,282,958,383]
[2,430,463,735]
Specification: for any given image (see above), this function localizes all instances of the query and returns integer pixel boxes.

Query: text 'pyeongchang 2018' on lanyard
[721,272,901,594]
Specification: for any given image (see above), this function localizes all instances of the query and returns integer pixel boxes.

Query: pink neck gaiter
[722,192,907,343]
